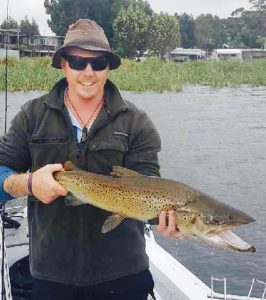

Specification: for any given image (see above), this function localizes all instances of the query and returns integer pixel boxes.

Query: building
[210,49,243,61]
[0,28,22,49]
[242,49,266,60]
[210,48,266,61]
[0,28,64,58]
[20,35,64,57]
[170,48,206,62]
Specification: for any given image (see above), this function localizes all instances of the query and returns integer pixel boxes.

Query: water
[0,85,265,297]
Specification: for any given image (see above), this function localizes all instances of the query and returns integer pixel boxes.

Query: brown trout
[54,162,256,253]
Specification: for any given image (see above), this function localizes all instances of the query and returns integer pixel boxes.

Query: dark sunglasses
[63,54,109,71]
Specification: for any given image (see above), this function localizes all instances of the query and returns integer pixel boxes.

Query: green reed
[0,56,265,92]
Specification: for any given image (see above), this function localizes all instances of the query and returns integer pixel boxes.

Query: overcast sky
[0,0,250,36]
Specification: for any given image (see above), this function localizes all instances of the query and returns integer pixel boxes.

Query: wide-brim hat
[52,19,121,70]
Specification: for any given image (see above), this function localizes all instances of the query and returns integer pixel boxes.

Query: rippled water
[0,85,265,296]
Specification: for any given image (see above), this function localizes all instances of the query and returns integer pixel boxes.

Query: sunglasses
[63,54,109,71]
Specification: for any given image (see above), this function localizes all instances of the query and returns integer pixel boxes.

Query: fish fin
[63,161,78,171]
[110,166,141,178]
[102,214,125,233]
[64,192,86,206]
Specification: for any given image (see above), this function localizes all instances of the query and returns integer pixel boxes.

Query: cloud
[0,0,53,35]
[147,0,250,17]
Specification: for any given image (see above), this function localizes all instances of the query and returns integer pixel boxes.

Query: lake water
[0,85,265,297]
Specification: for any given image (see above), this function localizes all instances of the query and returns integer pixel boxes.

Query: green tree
[257,36,266,48]
[20,16,40,37]
[225,7,265,48]
[249,0,266,10]
[0,17,18,30]
[111,0,152,20]
[44,0,114,39]
[231,7,245,17]
[223,17,244,47]
[149,13,180,57]
[240,10,261,47]
[177,13,196,48]
[113,4,151,57]
[195,14,225,50]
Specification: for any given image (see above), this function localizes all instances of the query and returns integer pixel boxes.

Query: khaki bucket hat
[52,19,121,70]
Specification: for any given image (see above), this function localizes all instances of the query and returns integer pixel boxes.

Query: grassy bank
[0,56,266,92]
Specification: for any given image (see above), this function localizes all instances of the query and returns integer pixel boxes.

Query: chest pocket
[29,136,68,170]
[87,137,128,170]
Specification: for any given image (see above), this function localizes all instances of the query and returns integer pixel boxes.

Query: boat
[0,203,264,300]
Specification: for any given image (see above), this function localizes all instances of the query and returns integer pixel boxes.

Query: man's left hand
[156,210,183,239]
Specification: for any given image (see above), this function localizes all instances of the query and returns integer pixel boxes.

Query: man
[0,19,180,299]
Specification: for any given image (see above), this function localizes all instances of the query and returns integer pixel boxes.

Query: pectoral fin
[102,214,125,233]
[64,192,86,206]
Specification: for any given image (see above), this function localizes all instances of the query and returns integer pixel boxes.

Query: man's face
[61,48,109,102]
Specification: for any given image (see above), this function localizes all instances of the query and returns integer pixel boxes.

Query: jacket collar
[44,78,128,117]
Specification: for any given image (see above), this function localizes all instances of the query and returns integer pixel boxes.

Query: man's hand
[31,164,67,204]
[157,210,183,239]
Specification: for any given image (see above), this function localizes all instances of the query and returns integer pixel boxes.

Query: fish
[53,162,256,253]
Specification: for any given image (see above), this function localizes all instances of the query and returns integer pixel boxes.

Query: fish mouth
[204,230,256,253]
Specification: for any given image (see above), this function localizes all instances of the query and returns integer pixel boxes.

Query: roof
[213,49,242,54]
[171,48,204,55]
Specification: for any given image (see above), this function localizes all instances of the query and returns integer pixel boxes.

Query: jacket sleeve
[0,166,16,201]
[124,110,161,177]
[0,106,31,173]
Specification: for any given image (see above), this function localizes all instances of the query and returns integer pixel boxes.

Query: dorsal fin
[110,166,141,177]
[63,161,76,171]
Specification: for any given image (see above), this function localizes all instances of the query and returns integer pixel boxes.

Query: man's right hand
[3,163,68,203]
[31,164,68,204]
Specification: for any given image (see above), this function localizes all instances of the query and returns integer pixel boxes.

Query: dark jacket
[0,78,161,285]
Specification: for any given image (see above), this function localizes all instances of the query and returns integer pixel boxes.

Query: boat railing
[247,278,266,299]
[211,277,227,300]
[209,276,265,300]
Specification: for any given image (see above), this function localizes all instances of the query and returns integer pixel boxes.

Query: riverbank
[0,57,266,92]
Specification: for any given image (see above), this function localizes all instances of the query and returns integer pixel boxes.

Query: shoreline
[0,57,266,92]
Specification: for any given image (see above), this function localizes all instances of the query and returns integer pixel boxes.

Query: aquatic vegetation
[0,57,265,92]
[0,57,62,91]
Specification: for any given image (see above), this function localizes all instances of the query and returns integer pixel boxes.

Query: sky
[0,0,250,36]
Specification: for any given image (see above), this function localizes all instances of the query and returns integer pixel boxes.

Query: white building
[170,48,206,62]
[210,49,242,61]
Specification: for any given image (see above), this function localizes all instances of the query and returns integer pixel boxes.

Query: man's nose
[83,62,94,74]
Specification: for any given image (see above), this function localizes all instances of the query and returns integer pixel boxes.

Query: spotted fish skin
[53,164,256,253]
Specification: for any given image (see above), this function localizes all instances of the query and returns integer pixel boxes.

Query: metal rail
[247,278,266,299]
[211,277,227,300]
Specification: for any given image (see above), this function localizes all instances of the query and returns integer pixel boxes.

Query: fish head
[175,193,256,253]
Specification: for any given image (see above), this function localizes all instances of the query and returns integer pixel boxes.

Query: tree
[20,16,40,37]
[226,8,265,48]
[249,0,266,10]
[149,13,181,57]
[178,13,196,48]
[111,0,153,20]
[113,4,151,57]
[0,17,18,30]
[195,14,225,50]
[240,10,261,47]
[223,17,244,47]
[44,0,114,39]
[231,7,245,17]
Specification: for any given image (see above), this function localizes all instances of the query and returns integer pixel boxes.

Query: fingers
[31,164,68,204]
[45,163,65,173]
[158,211,167,230]
[157,210,183,239]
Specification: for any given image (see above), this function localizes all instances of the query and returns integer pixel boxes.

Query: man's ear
[60,58,67,76]
[60,57,66,69]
